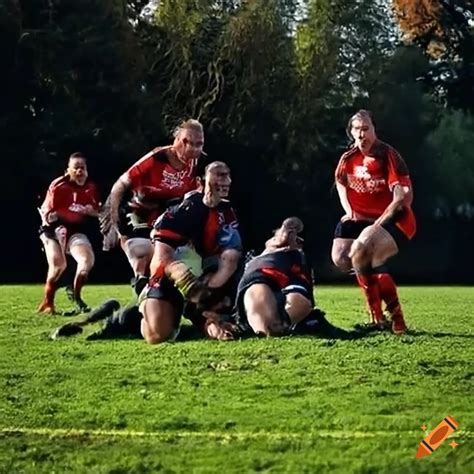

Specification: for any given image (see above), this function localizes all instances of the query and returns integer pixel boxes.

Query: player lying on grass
[38,152,101,315]
[203,217,351,339]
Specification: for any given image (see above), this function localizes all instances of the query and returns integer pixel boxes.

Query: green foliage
[0,285,473,472]
[392,0,474,111]
[426,109,474,208]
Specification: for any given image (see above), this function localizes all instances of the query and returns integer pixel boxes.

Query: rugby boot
[391,313,407,335]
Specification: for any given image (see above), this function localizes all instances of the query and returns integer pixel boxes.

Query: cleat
[391,315,407,335]
[49,323,83,340]
[65,285,75,303]
[354,320,390,332]
[131,275,149,297]
[295,309,356,339]
[75,297,91,313]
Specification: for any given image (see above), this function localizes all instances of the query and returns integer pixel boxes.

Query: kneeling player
[140,161,242,344]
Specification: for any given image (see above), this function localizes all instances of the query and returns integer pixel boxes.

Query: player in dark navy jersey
[139,161,242,343]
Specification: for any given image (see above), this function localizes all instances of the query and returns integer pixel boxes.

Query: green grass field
[0,285,472,473]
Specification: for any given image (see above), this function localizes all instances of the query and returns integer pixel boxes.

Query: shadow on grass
[406,329,474,339]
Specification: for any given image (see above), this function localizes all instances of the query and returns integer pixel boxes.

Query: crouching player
[140,161,242,344]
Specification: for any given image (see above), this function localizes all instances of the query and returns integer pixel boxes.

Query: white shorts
[40,230,92,255]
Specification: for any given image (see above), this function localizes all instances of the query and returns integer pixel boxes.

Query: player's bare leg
[121,236,153,286]
[369,228,407,334]
[350,226,385,328]
[351,224,407,333]
[140,298,180,344]
[38,237,67,314]
[331,238,354,272]
[284,292,313,326]
[244,284,289,336]
[69,241,95,312]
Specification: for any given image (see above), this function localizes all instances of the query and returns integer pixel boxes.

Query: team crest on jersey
[162,169,188,189]
[348,165,386,193]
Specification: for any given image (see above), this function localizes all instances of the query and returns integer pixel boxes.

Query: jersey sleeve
[126,155,155,189]
[386,147,412,190]
[151,198,198,249]
[335,155,348,185]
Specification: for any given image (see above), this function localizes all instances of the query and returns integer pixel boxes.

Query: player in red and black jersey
[139,161,242,344]
[100,119,204,295]
[230,217,316,336]
[38,153,101,314]
[332,110,416,334]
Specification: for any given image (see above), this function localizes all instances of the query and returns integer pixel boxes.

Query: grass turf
[0,285,472,473]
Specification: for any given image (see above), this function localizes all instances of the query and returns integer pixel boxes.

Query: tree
[392,0,474,110]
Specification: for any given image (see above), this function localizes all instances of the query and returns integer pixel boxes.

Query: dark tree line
[1,0,473,283]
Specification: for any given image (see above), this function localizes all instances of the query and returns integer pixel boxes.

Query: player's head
[66,152,88,185]
[347,109,377,155]
[204,161,231,200]
[173,119,204,164]
[273,216,304,248]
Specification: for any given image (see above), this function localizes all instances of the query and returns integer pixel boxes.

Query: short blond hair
[173,119,204,138]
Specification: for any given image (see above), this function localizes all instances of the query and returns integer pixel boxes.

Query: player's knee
[50,260,67,279]
[350,240,371,269]
[124,238,153,260]
[331,251,352,272]
[143,331,170,345]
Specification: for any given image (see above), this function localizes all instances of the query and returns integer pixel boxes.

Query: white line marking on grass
[1,427,471,441]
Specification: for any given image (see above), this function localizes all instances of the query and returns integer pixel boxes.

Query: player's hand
[202,312,236,341]
[83,204,99,217]
[45,210,58,224]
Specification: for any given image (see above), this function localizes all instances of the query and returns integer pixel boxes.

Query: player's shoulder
[49,175,70,190]
[150,146,172,164]
[339,145,359,161]
[132,146,171,169]
[374,140,402,160]
[84,179,99,191]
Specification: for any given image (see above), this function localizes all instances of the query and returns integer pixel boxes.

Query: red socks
[355,273,384,324]
[374,273,402,318]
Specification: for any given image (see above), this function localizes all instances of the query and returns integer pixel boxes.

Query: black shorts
[141,276,185,317]
[334,218,408,249]
[235,270,289,327]
[117,206,153,239]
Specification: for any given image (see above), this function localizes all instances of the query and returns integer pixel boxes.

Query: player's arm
[375,148,413,226]
[41,182,78,224]
[374,183,412,226]
[39,183,58,225]
[335,181,353,219]
[100,174,130,233]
